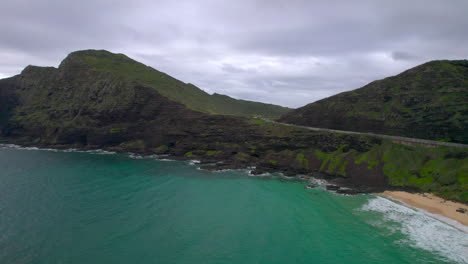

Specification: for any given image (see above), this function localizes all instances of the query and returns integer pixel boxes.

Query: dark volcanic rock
[326,185,341,191]
[336,189,360,195]
[305,183,318,189]
[1,51,467,204]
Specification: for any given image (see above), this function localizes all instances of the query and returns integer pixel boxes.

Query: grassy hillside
[1,56,466,203]
[65,50,290,118]
[280,60,468,143]
[156,119,468,203]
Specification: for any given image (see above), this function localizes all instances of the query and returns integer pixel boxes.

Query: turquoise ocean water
[0,145,466,264]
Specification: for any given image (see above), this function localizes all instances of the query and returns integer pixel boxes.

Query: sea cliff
[1,50,466,203]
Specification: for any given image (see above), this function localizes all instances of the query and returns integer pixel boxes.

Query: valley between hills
[0,50,466,204]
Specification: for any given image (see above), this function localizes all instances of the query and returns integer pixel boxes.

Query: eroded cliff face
[0,53,466,203]
[0,56,240,146]
[0,55,386,187]
[280,60,468,144]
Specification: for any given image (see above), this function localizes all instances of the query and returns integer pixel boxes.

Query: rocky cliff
[56,50,291,118]
[0,51,466,203]
[280,60,468,143]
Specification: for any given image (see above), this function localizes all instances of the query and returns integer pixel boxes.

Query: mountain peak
[53,50,290,118]
[58,49,137,70]
[67,49,128,59]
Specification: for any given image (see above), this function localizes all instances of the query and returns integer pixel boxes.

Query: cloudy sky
[1,0,467,107]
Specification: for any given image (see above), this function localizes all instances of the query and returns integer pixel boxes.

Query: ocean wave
[248,172,272,177]
[158,158,176,162]
[207,167,269,176]
[128,153,159,159]
[212,168,240,173]
[85,149,116,155]
[188,160,201,165]
[362,196,468,264]
[0,144,120,155]
[308,178,328,186]
[62,148,79,152]
[0,144,23,149]
[0,144,59,152]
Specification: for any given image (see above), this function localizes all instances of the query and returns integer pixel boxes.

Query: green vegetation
[249,118,307,137]
[296,153,309,169]
[314,147,350,176]
[354,142,468,202]
[120,140,145,150]
[235,152,249,162]
[1,50,466,204]
[244,130,467,202]
[280,60,468,143]
[206,150,221,156]
[245,121,467,202]
[154,145,169,152]
[70,50,291,118]
[109,127,126,133]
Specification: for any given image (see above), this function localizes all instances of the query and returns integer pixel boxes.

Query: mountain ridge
[280,59,468,143]
[59,49,291,118]
[0,51,466,203]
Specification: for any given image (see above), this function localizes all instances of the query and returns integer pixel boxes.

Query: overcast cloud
[1,0,467,107]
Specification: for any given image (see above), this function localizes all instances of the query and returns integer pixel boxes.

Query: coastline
[382,191,468,228]
[2,142,468,230]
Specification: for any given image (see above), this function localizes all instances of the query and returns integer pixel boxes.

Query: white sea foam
[85,149,116,155]
[0,144,120,155]
[0,144,18,148]
[362,196,468,264]
[188,160,201,165]
[128,153,143,159]
[62,148,79,152]
[211,167,264,176]
[247,171,271,177]
[308,178,329,186]
[212,168,237,173]
[0,144,40,150]
[128,153,158,159]
[0,144,59,152]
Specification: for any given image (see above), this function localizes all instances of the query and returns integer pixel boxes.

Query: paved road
[262,119,468,149]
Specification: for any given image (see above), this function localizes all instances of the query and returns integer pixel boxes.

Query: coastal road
[261,119,468,149]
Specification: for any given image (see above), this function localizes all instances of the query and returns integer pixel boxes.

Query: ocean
[0,145,466,264]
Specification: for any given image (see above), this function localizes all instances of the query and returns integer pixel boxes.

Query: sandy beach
[382,191,468,226]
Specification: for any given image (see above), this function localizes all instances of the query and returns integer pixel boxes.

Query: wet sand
[382,191,468,226]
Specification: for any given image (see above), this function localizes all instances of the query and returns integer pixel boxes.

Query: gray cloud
[0,0,467,107]
[391,51,420,61]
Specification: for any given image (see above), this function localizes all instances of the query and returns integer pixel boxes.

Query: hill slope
[280,60,468,143]
[64,50,290,118]
[0,54,466,203]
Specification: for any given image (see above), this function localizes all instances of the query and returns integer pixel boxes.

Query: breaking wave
[362,196,468,264]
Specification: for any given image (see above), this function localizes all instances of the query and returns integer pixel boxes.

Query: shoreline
[3,142,468,230]
[382,191,468,230]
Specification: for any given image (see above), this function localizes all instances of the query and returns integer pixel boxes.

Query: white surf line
[362,196,468,264]
[381,194,468,234]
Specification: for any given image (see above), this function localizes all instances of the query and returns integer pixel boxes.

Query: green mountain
[0,52,466,203]
[280,60,468,143]
[65,50,290,118]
